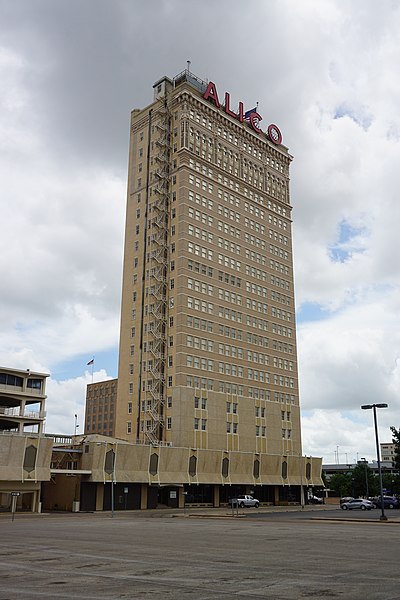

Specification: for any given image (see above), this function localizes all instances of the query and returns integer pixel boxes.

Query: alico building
[108,67,322,508]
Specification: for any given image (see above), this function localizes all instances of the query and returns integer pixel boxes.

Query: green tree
[351,463,377,497]
[390,427,400,470]
[328,473,352,497]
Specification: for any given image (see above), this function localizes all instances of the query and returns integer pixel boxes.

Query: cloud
[1,0,400,462]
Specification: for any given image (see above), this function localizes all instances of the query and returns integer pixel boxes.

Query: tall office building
[116,67,302,462]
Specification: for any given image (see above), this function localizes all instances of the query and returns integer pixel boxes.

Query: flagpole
[91,357,94,383]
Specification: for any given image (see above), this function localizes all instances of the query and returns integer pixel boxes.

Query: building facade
[0,366,52,512]
[381,443,396,469]
[116,69,300,460]
[84,378,117,437]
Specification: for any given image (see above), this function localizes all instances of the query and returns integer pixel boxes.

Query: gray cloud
[1,0,399,457]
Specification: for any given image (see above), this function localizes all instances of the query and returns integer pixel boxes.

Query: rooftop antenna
[187,60,191,73]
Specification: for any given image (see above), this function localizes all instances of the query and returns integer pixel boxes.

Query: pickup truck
[230,495,260,508]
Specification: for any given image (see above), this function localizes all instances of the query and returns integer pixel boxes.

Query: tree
[351,463,377,497]
[328,473,352,498]
[390,427,400,471]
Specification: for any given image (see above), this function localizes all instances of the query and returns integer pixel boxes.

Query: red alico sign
[203,81,282,146]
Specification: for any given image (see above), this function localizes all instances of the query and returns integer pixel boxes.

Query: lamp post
[74,414,79,436]
[361,403,388,521]
[360,457,369,498]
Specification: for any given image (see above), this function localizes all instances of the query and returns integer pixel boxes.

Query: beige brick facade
[115,69,304,469]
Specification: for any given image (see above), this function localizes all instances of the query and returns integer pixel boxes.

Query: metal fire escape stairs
[144,100,170,445]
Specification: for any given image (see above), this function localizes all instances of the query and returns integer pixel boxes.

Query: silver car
[340,498,374,511]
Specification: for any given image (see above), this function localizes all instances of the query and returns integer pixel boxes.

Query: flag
[244,107,258,120]
[87,359,94,366]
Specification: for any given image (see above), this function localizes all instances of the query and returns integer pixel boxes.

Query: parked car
[230,495,260,508]
[373,496,399,509]
[308,495,323,504]
[340,497,354,505]
[340,498,374,511]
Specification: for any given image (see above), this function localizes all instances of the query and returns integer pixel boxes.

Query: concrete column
[213,485,220,507]
[140,483,148,510]
[95,484,104,511]
[274,486,280,506]
[178,487,185,509]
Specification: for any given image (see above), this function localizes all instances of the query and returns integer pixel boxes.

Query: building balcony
[0,405,46,420]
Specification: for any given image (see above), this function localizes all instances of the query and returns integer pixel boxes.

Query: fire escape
[143,101,170,445]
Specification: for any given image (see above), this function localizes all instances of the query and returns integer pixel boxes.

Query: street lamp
[361,403,388,521]
[360,458,369,498]
[74,414,79,436]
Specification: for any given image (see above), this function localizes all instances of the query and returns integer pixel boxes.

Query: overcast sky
[1,0,399,463]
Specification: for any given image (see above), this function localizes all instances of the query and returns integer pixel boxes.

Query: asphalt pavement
[0,506,399,599]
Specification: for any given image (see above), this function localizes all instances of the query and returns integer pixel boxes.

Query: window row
[246,299,268,313]
[188,207,213,226]
[194,396,207,409]
[187,297,214,313]
[218,344,244,358]
[188,174,213,194]
[271,307,291,322]
[188,224,213,243]
[189,158,213,178]
[188,242,213,260]
[187,278,214,296]
[187,336,214,351]
[218,306,242,322]
[218,288,242,305]
[271,324,293,338]
[217,205,241,223]
[216,186,241,206]
[187,260,213,277]
[218,237,241,254]
[217,254,241,271]
[247,351,269,366]
[188,192,214,210]
[270,291,291,306]
[218,271,242,288]
[186,316,214,332]
[218,362,244,377]
[194,418,208,430]
[245,282,268,298]
[226,422,239,434]
[187,355,214,371]
[246,316,269,331]
[270,260,290,276]
[217,220,241,239]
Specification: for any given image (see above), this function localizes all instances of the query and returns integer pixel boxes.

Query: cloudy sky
[1,0,399,463]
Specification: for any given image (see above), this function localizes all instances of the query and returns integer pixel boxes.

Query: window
[168,376,173,387]
[127,421,132,434]
[194,417,199,430]
[128,402,132,414]
[167,396,172,408]
[167,417,172,429]
[201,418,207,430]
[201,398,207,409]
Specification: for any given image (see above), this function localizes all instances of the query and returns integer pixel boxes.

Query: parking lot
[0,508,399,599]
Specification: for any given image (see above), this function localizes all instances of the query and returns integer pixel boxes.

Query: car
[230,495,260,508]
[340,497,354,505]
[340,498,374,511]
[373,496,399,509]
[308,495,323,504]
